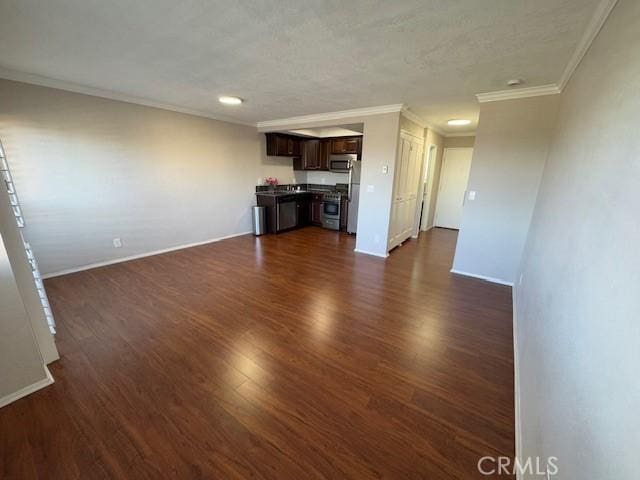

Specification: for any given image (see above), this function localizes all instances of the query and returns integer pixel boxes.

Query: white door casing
[418,144,437,233]
[434,147,473,229]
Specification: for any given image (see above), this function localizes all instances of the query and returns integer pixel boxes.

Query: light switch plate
[468,190,476,200]
[382,165,388,174]
[367,185,374,192]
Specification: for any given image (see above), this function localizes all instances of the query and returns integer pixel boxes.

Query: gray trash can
[252,206,266,235]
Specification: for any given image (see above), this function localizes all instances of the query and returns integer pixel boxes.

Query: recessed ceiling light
[447,119,471,126]
[218,96,243,105]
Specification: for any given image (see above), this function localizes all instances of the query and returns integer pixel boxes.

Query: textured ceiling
[0,0,601,134]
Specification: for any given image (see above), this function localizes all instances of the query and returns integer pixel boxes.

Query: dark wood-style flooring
[1,227,514,479]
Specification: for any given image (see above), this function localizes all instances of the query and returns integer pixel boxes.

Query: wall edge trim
[0,365,54,409]
[353,248,389,259]
[450,268,514,286]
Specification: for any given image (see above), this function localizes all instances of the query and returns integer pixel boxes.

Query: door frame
[434,147,473,229]
[415,143,437,236]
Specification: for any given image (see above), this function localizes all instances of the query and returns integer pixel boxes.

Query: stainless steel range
[321,192,341,230]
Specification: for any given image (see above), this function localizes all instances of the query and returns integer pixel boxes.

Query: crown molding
[399,107,451,137]
[0,67,255,127]
[400,106,426,127]
[558,0,618,90]
[476,84,561,103]
[256,104,403,130]
[475,0,618,104]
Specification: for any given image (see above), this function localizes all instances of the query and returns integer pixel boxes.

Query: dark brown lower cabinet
[296,196,309,226]
[340,196,349,231]
[310,194,323,225]
[256,192,347,232]
[256,193,311,233]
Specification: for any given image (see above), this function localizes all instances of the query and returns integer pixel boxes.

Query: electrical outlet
[113,238,122,248]
[382,165,388,174]
[374,234,380,244]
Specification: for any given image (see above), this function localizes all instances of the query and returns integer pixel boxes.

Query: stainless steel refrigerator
[347,158,361,234]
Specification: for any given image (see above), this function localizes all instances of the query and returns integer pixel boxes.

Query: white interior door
[434,147,473,229]
[388,136,409,248]
[389,132,423,249]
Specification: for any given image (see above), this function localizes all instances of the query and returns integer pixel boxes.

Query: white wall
[0,230,50,404]
[0,79,279,276]
[295,170,349,186]
[516,1,640,477]
[443,136,475,149]
[357,113,401,256]
[452,95,560,284]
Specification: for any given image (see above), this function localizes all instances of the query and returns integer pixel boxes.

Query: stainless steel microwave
[329,154,356,173]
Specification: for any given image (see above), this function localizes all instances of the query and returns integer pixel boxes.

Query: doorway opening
[434,147,473,230]
[417,144,438,234]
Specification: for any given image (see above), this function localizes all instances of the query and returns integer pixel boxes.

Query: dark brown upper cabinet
[302,139,320,170]
[266,133,302,157]
[319,139,331,170]
[295,138,328,171]
[330,136,362,156]
[270,133,362,169]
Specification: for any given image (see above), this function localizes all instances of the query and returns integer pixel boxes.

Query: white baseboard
[42,231,253,279]
[450,268,514,286]
[353,248,389,259]
[0,365,54,409]
[512,288,523,479]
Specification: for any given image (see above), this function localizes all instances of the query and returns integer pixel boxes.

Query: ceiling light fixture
[218,96,243,105]
[447,119,471,126]
[507,79,523,87]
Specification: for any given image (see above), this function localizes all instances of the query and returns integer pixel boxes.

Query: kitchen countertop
[256,189,333,197]
[255,184,348,197]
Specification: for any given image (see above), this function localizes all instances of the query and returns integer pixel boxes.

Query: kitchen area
[255,125,363,235]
